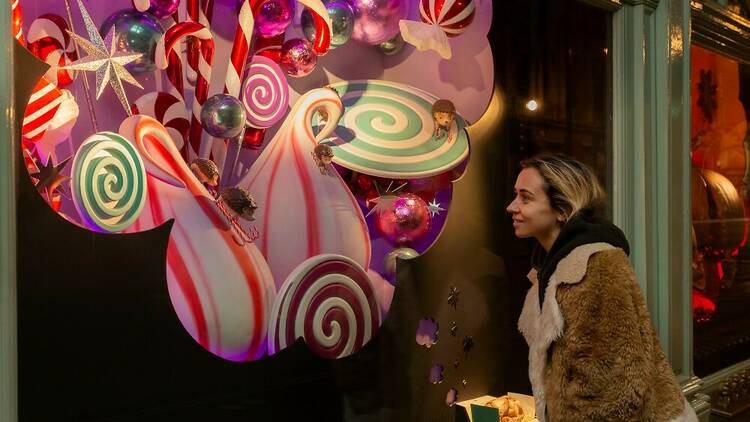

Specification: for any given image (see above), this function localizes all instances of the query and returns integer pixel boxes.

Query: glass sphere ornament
[349,0,408,45]
[255,0,296,38]
[375,192,432,245]
[302,0,354,50]
[383,247,419,282]
[280,38,318,78]
[378,33,405,55]
[200,94,247,138]
[100,10,164,75]
[138,0,180,19]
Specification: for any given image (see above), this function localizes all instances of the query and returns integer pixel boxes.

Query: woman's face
[506,167,564,244]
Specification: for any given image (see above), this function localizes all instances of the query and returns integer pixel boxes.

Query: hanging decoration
[61,0,144,115]
[399,0,475,59]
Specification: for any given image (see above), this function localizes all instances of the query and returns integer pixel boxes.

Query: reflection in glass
[691,45,750,377]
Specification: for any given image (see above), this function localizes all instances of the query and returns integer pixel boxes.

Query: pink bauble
[375,193,432,245]
[350,0,408,45]
[279,38,317,78]
[255,0,296,38]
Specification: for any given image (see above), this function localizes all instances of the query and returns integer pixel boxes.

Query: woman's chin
[513,227,530,238]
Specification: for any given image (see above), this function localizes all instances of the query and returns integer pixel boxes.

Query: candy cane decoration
[131,92,190,152]
[27,14,79,87]
[223,1,254,98]
[11,0,24,43]
[155,22,214,159]
[185,0,213,84]
[296,0,332,55]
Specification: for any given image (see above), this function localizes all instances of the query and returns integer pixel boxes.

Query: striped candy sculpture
[119,115,276,361]
[237,87,371,288]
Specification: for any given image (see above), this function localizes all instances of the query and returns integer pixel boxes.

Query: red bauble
[375,193,432,245]
[419,0,475,37]
[242,127,266,148]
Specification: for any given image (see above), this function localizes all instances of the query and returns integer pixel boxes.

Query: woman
[506,154,697,422]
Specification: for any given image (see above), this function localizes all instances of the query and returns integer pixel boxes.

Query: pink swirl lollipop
[242,55,289,129]
[268,254,381,358]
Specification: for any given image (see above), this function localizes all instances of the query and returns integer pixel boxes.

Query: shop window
[691,44,750,377]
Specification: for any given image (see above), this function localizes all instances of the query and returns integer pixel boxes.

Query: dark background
[15,1,609,420]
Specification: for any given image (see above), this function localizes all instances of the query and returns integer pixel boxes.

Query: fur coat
[517,242,698,422]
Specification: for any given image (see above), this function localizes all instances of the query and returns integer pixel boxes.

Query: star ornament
[61,0,143,115]
[427,199,446,217]
[30,155,71,203]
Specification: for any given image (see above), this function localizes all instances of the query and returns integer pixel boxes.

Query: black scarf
[533,208,630,308]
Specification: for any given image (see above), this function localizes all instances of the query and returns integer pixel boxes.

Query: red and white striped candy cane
[155,22,214,159]
[295,0,333,55]
[185,0,214,84]
[11,0,24,43]
[27,14,79,87]
[131,91,190,153]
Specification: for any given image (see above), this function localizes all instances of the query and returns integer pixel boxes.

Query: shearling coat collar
[517,243,697,422]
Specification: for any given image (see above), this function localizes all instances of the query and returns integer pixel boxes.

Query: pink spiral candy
[27,14,79,87]
[242,55,289,129]
[131,92,190,152]
[268,254,381,358]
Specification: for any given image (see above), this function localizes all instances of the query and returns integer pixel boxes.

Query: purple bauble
[141,0,179,19]
[100,10,164,75]
[280,38,317,78]
[255,0,296,38]
[349,0,408,45]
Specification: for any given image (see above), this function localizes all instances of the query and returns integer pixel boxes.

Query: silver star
[427,199,446,217]
[61,0,143,115]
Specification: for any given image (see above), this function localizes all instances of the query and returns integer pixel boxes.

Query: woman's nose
[506,199,518,214]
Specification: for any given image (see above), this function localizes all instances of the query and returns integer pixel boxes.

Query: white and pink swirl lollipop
[268,254,381,358]
[242,55,289,129]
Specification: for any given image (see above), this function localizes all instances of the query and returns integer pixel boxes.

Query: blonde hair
[520,153,606,221]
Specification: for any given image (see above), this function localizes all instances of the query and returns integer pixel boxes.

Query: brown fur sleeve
[547,249,652,421]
